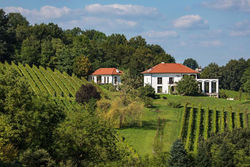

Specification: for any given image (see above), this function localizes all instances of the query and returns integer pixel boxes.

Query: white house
[142,62,219,96]
[89,68,122,86]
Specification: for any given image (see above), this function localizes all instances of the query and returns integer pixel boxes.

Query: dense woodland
[0,9,249,167]
[1,9,249,92]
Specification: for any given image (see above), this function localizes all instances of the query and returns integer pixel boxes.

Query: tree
[75,84,101,104]
[168,139,192,167]
[241,64,250,93]
[20,36,41,65]
[0,9,15,62]
[196,129,250,167]
[138,85,155,99]
[0,66,65,162]
[183,58,198,70]
[54,110,138,166]
[200,63,221,79]
[220,58,248,91]
[176,76,199,96]
[73,55,91,77]
[20,149,55,167]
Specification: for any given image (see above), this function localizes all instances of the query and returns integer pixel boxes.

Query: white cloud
[84,3,159,18]
[230,20,250,36]
[199,40,223,47]
[60,17,140,32]
[203,0,250,12]
[4,6,71,20]
[2,4,160,32]
[143,30,178,38]
[173,15,209,29]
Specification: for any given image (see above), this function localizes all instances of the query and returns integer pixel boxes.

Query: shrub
[97,99,111,113]
[20,149,55,167]
[176,76,199,96]
[101,84,117,92]
[219,90,228,99]
[75,84,101,104]
[138,84,155,98]
[143,97,153,108]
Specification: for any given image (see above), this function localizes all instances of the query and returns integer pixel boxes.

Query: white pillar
[216,80,219,94]
[209,81,212,93]
[202,81,205,93]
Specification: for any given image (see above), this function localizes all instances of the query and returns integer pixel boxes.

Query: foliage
[241,64,250,94]
[193,104,202,154]
[105,97,143,128]
[220,58,248,91]
[138,84,155,99]
[176,76,199,96]
[185,105,194,151]
[196,129,250,167]
[75,84,101,104]
[168,139,193,167]
[20,149,55,167]
[54,110,139,166]
[200,63,220,79]
[0,66,65,163]
[183,58,198,70]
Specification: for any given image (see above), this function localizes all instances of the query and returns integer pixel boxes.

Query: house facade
[142,62,219,96]
[89,68,122,86]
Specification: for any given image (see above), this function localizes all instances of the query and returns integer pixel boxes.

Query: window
[157,86,162,93]
[114,76,117,84]
[157,77,162,84]
[104,77,106,83]
[97,76,101,84]
[107,77,109,83]
[169,77,174,84]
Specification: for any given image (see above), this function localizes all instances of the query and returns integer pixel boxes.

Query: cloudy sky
[1,0,250,67]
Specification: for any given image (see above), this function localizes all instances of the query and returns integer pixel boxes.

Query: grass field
[119,94,249,156]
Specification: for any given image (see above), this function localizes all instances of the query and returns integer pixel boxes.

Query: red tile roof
[91,68,123,75]
[142,63,199,74]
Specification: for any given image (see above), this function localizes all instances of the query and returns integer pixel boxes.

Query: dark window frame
[157,77,162,84]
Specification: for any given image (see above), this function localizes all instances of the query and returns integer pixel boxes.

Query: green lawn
[118,94,249,156]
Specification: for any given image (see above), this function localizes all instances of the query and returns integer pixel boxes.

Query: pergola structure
[197,79,219,97]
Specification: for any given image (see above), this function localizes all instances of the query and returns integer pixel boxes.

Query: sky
[1,0,250,67]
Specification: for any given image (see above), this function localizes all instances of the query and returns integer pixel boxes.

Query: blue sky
[1,0,250,67]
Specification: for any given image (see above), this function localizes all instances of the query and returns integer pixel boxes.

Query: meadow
[119,94,249,156]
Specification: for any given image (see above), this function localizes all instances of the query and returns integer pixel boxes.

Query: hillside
[2,62,87,111]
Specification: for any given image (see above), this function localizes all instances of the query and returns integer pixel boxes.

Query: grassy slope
[119,94,249,156]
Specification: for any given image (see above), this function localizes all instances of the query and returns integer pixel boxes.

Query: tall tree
[168,139,192,167]
[220,58,248,91]
[183,58,198,70]
[20,36,41,65]
[200,63,221,79]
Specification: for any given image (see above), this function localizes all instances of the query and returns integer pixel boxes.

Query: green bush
[176,76,199,96]
[75,84,101,104]
[101,84,117,92]
[138,84,155,98]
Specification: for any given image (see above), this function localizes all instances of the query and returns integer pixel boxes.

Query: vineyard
[1,62,87,111]
[180,104,249,154]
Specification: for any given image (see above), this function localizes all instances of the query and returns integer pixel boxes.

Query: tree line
[0,9,175,79]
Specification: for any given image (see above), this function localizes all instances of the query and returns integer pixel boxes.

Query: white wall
[89,75,121,85]
[144,73,197,94]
